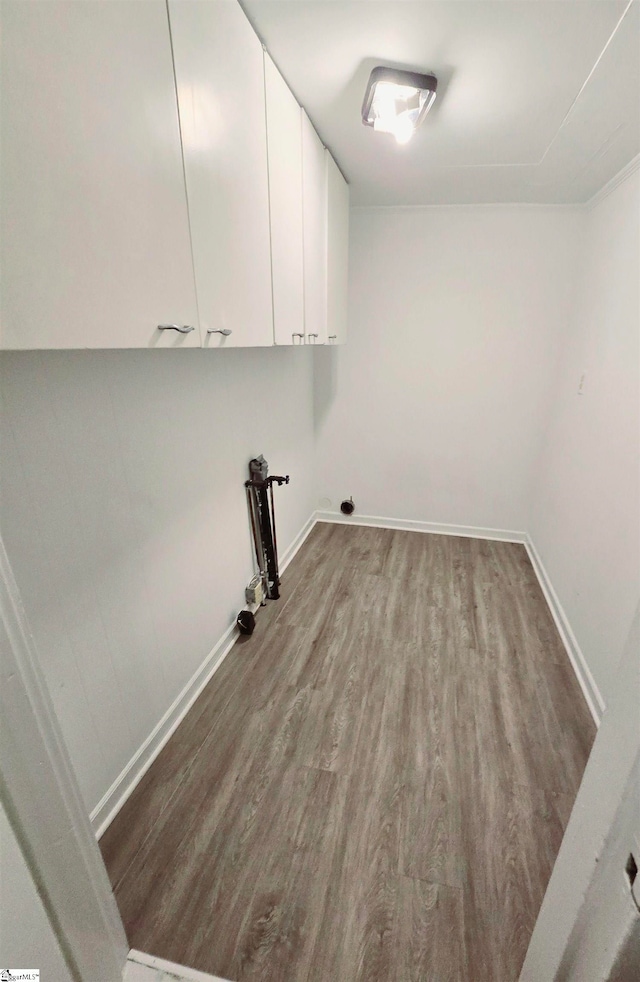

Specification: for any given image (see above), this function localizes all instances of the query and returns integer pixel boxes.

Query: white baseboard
[316,510,527,543]
[92,621,238,838]
[92,512,318,838]
[525,535,605,726]
[279,511,318,571]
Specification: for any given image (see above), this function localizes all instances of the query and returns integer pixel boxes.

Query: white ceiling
[241,0,640,205]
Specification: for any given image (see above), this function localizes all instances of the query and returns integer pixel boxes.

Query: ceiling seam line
[535,0,636,166]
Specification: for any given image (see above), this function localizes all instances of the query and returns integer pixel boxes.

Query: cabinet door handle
[308,333,319,339]
[157,324,195,334]
[207,328,232,336]
[328,334,337,340]
[292,333,304,338]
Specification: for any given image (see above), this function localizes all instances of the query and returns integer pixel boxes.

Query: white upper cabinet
[264,54,305,346]
[1,0,348,354]
[326,152,350,345]
[168,0,274,349]
[0,0,199,350]
[302,112,328,345]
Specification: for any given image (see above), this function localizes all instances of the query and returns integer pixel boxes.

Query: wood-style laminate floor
[101,524,596,982]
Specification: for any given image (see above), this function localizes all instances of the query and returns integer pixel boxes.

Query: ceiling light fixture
[361,66,438,145]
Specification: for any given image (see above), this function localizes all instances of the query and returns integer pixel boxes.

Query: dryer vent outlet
[341,497,355,516]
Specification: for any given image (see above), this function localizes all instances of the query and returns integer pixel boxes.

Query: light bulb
[393,116,414,145]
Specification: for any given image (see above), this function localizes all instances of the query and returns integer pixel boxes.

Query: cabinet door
[302,112,328,345]
[264,54,305,346]
[168,0,273,349]
[0,1,199,350]
[326,152,350,345]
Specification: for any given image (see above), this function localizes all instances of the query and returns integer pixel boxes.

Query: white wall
[0,800,73,979]
[314,206,583,532]
[1,178,637,841]
[0,347,315,815]
[528,170,640,707]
